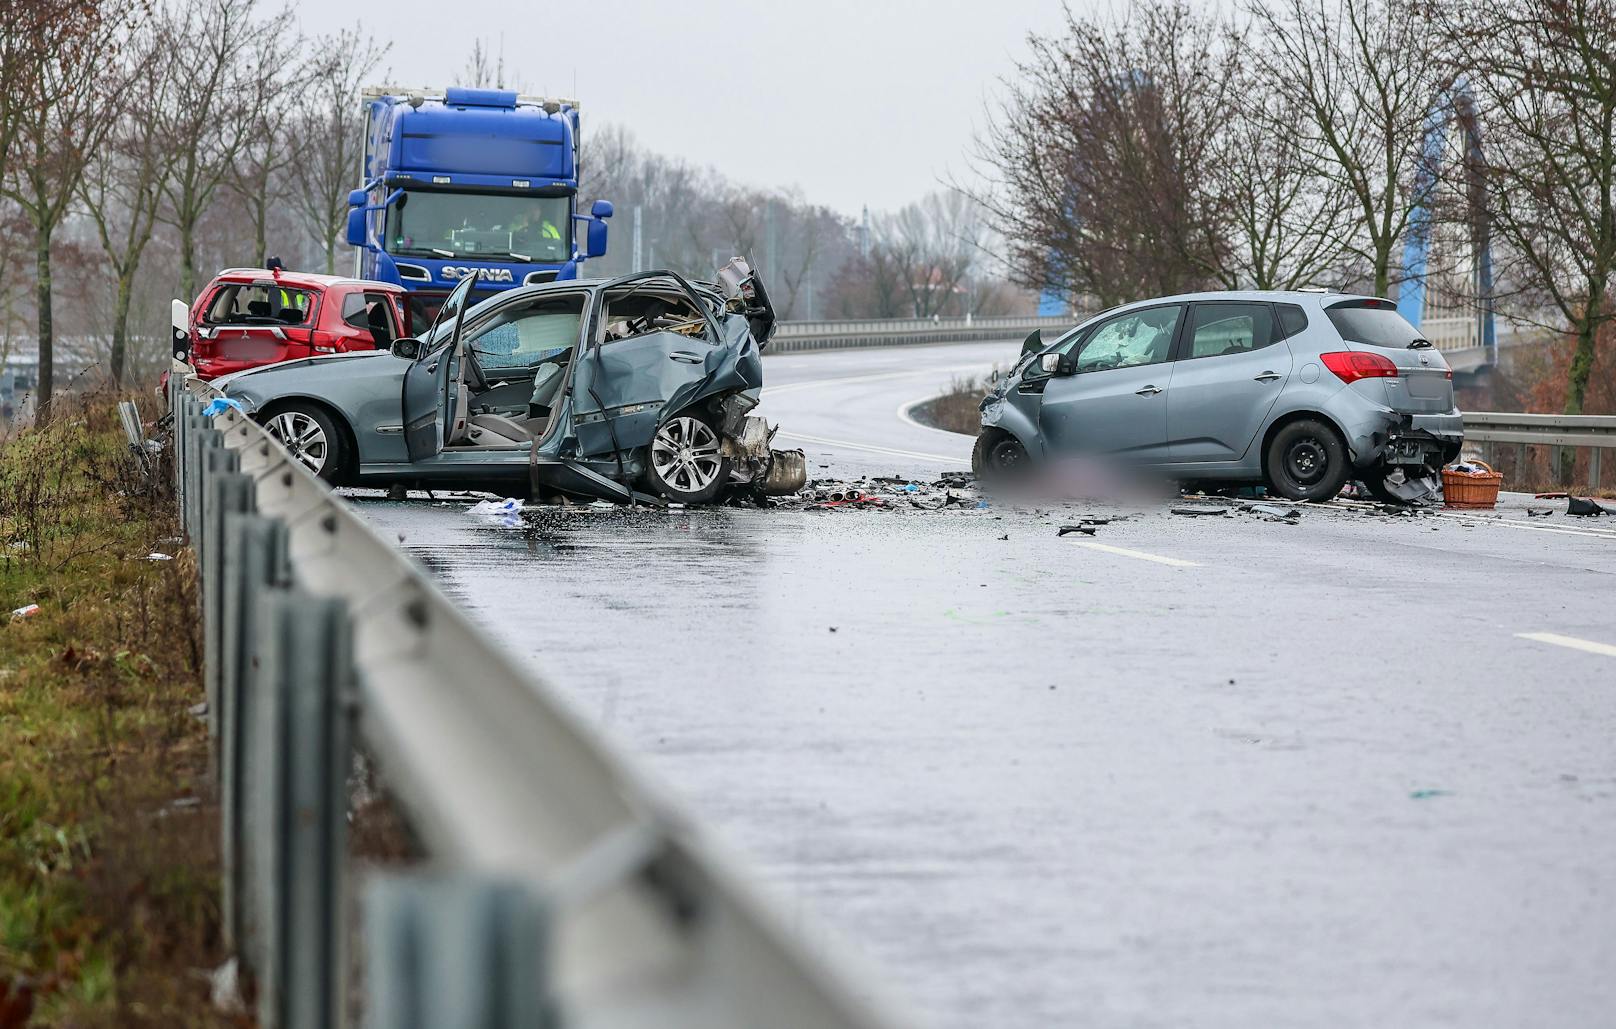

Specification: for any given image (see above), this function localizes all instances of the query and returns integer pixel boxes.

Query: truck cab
[345,87,613,326]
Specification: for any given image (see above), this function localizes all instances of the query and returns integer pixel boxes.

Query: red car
[183,267,413,380]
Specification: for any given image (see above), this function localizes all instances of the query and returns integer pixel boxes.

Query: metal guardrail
[169,374,902,1029]
[1462,411,1616,489]
[770,315,1073,354]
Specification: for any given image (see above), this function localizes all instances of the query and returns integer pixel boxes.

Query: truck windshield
[387,191,571,263]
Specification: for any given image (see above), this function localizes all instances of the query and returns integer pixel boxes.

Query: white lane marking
[896,394,979,440]
[1069,541,1202,567]
[1435,512,1616,540]
[760,364,993,399]
[775,430,963,465]
[1515,631,1616,658]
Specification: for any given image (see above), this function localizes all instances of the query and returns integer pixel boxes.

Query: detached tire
[1264,419,1347,501]
[643,414,732,504]
[972,431,1028,482]
[262,402,348,484]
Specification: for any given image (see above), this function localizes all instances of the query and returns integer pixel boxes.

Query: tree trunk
[1560,292,1603,484]
[110,274,134,387]
[180,215,197,305]
[34,225,53,424]
[252,194,267,266]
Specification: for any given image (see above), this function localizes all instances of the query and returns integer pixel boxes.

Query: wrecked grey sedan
[207,260,805,504]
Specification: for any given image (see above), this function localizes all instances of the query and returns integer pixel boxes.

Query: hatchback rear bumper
[1340,407,1464,469]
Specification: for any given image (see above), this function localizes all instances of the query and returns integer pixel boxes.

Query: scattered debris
[145,552,174,561]
[997,533,1010,541]
[1408,788,1454,800]
[1535,491,1569,499]
[1057,524,1097,536]
[10,604,39,621]
[1567,496,1613,517]
[1238,502,1302,522]
[467,497,525,527]
[1170,504,1229,517]
[1526,507,1554,517]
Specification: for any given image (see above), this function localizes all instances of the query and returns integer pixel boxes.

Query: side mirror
[390,337,424,360]
[591,199,614,219]
[1040,352,1075,376]
[345,206,366,247]
[1020,328,1043,357]
[584,217,609,259]
[347,188,367,208]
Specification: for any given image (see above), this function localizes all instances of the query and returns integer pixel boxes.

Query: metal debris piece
[1057,525,1097,536]
[1170,505,1228,517]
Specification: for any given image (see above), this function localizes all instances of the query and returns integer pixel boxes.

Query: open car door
[401,275,476,461]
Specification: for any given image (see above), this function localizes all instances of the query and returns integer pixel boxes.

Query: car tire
[1264,419,1347,502]
[972,432,1029,481]
[1363,464,1442,506]
[262,402,347,484]
[643,413,732,505]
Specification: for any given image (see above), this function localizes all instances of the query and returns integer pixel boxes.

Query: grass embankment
[908,372,994,436]
[0,397,229,1026]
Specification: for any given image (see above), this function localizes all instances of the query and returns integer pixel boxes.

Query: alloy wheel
[266,410,329,474]
[650,417,723,496]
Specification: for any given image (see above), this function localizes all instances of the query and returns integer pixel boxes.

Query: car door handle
[669,351,703,364]
[1253,371,1282,382]
[1135,385,1163,396]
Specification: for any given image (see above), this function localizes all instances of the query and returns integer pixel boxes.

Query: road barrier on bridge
[1462,411,1616,490]
[169,374,902,1029]
[770,314,1073,353]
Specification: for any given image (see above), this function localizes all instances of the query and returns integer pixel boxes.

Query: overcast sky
[302,0,1077,217]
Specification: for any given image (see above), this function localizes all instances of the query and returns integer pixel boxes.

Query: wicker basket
[1442,460,1503,509]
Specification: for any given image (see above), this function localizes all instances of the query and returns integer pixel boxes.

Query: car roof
[211,268,407,292]
[1113,288,1387,309]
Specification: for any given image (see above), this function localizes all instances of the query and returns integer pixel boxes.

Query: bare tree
[0,0,128,418]
[1431,0,1616,418]
[971,1,1242,308]
[1247,0,1446,296]
[155,0,264,302]
[77,21,168,385]
[224,5,304,267]
[1206,59,1355,288]
[289,29,388,274]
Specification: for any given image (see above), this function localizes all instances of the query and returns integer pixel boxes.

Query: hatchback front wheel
[644,414,732,504]
[1264,419,1346,501]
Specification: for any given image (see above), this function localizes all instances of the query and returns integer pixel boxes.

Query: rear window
[204,282,315,326]
[1325,299,1423,349]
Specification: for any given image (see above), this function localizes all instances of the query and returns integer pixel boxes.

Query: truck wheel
[263,402,347,484]
[1264,419,1346,501]
[644,414,731,504]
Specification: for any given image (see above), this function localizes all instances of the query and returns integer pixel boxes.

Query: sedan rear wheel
[263,403,346,484]
[645,415,731,504]
[1264,419,1347,501]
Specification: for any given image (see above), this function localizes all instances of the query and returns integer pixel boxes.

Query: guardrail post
[1589,447,1601,490]
[203,470,253,745]
[220,514,289,952]
[364,876,555,1029]
[239,587,352,1029]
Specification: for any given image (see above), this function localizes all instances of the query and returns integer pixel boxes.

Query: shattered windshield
[387,190,572,262]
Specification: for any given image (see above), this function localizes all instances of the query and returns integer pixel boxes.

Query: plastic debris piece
[146,552,174,561]
[1171,505,1228,517]
[1057,524,1097,536]
[1567,496,1612,517]
[201,397,246,417]
[10,604,40,620]
[1525,507,1553,517]
[1408,788,1453,799]
[904,483,920,492]
[467,497,525,527]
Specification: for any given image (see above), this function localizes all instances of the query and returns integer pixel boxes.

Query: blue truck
[345,86,613,323]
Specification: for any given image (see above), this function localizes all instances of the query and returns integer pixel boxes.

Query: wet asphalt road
[355,341,1616,1028]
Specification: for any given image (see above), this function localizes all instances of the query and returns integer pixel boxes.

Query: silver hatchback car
[974,290,1463,503]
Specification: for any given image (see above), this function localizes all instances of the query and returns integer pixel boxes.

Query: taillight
[1320,350,1399,383]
